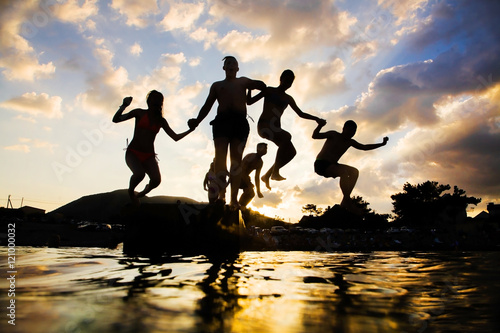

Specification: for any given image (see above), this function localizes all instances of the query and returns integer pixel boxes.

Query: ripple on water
[1,248,499,333]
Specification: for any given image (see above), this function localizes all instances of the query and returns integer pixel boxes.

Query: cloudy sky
[1,0,499,221]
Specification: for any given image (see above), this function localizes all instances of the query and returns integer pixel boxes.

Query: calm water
[1,247,499,333]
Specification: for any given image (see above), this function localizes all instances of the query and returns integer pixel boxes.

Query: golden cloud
[0,92,62,118]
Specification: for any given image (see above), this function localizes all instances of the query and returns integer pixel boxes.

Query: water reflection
[1,248,499,332]
[196,253,240,332]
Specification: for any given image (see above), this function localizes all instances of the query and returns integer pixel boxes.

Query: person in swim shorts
[210,111,250,142]
[247,69,324,190]
[313,119,388,212]
[113,90,194,205]
[188,56,266,209]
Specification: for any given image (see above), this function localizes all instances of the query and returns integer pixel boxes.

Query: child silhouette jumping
[238,143,268,208]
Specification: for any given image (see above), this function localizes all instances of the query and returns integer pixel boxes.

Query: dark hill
[48,189,200,222]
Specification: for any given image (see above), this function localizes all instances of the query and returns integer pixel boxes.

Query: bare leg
[271,139,296,180]
[228,138,246,209]
[214,137,230,203]
[125,150,146,206]
[323,163,359,210]
[260,129,295,188]
[136,157,161,198]
[338,165,359,209]
[128,176,143,206]
[258,124,274,189]
[238,186,255,208]
[261,166,273,190]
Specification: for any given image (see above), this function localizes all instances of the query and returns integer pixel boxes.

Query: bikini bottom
[127,148,156,163]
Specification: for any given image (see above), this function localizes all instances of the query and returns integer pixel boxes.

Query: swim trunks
[210,112,250,142]
[257,118,291,142]
[314,159,339,178]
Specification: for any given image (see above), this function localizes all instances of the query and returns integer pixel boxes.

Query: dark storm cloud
[345,0,500,132]
[407,0,500,92]
[335,1,500,206]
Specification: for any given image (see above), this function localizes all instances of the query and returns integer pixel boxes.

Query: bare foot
[136,184,150,199]
[270,171,286,181]
[261,174,271,190]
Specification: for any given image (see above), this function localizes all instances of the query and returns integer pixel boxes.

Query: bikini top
[137,112,161,133]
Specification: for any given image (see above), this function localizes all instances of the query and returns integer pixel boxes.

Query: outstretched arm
[112,97,135,123]
[243,77,266,105]
[247,89,265,105]
[312,119,329,139]
[289,96,323,123]
[162,119,195,142]
[188,84,217,129]
[351,137,389,151]
[248,79,266,92]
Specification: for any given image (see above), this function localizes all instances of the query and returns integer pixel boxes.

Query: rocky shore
[1,219,125,248]
[2,189,498,253]
[2,204,499,253]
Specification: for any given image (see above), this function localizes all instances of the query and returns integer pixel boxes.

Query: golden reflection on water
[1,248,499,333]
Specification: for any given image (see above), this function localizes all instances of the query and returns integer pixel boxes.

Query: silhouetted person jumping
[238,143,267,208]
[313,119,388,212]
[188,56,266,209]
[113,90,193,205]
[247,69,323,190]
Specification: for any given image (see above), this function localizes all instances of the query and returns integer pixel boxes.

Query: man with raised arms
[189,56,266,209]
[313,119,388,212]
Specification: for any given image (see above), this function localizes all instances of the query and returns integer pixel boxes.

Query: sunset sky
[1,0,499,222]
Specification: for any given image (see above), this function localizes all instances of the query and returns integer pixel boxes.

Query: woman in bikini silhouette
[113,90,194,204]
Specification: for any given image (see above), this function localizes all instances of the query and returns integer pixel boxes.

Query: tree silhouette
[302,204,323,216]
[350,196,371,215]
[391,181,481,227]
[301,197,390,230]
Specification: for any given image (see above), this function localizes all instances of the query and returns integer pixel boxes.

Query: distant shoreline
[2,216,498,252]
[1,189,498,252]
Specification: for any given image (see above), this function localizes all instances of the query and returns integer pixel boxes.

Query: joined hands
[317,118,327,126]
[188,118,199,130]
